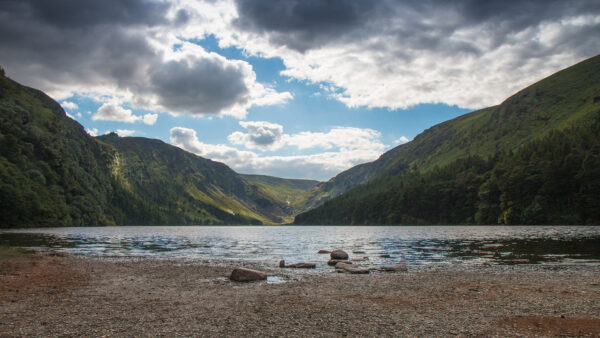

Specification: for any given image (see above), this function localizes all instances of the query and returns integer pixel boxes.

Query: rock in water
[279,260,286,268]
[230,268,267,282]
[335,262,370,274]
[318,250,330,254]
[285,262,316,269]
[330,249,349,260]
[353,250,366,254]
[327,260,352,266]
[379,254,391,258]
[381,263,408,272]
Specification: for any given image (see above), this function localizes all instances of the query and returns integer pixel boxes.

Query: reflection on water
[1,226,599,269]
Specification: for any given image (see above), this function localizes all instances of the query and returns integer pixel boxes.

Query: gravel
[1,254,599,337]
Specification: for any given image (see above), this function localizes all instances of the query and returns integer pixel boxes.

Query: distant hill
[295,55,600,225]
[0,73,293,227]
[240,174,319,223]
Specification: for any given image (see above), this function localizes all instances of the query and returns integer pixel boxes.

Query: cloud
[86,128,99,137]
[227,121,386,156]
[223,0,600,109]
[92,102,158,125]
[60,101,78,110]
[228,121,285,151]
[93,102,139,123]
[0,0,291,119]
[116,129,135,137]
[172,125,386,180]
[284,127,384,152]
[142,113,158,125]
[394,136,410,145]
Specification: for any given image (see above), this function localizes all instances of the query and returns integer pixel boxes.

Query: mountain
[0,73,292,227]
[240,174,319,223]
[96,134,293,225]
[295,55,600,225]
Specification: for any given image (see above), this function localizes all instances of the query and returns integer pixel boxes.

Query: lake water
[1,226,599,270]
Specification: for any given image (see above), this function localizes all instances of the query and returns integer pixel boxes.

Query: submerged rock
[330,249,349,260]
[285,262,316,269]
[230,268,267,282]
[318,250,330,254]
[379,254,391,258]
[335,262,370,274]
[353,250,366,254]
[381,263,408,272]
[327,260,353,266]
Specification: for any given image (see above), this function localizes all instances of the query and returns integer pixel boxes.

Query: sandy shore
[1,252,599,337]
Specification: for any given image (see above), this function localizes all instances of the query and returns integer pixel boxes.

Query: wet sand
[1,252,599,337]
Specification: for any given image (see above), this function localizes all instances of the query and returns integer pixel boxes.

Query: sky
[1,0,599,181]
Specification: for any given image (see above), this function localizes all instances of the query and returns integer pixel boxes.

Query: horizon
[1,0,599,181]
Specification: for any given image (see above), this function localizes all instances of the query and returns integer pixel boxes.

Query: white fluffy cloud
[202,0,600,110]
[228,121,285,151]
[92,102,158,125]
[227,120,385,155]
[116,129,136,137]
[86,128,99,137]
[171,126,386,180]
[60,101,78,110]
[394,136,410,145]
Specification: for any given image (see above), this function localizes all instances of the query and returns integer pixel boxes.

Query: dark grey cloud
[234,0,387,52]
[0,0,170,29]
[234,0,600,54]
[0,0,265,116]
[150,58,250,114]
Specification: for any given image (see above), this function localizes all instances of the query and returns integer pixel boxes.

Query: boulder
[330,249,349,260]
[318,250,330,254]
[327,260,353,266]
[381,263,408,272]
[229,268,267,282]
[285,262,316,269]
[279,260,286,268]
[335,262,370,274]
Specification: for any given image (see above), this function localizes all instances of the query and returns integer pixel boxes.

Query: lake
[1,226,599,270]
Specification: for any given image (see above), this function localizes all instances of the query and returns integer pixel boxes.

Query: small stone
[330,249,349,260]
[327,260,352,266]
[352,250,366,254]
[379,254,391,258]
[229,268,267,282]
[381,263,408,272]
[318,250,330,254]
[279,260,285,268]
[285,262,316,269]
[335,262,370,274]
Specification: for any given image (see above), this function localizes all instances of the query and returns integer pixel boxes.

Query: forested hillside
[294,55,600,225]
[298,55,600,213]
[0,73,294,227]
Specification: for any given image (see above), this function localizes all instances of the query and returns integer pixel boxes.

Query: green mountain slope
[0,73,290,227]
[295,55,600,225]
[240,174,319,222]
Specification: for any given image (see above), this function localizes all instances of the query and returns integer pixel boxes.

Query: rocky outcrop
[330,249,349,260]
[230,268,267,282]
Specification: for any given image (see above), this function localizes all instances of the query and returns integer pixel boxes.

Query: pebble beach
[1,251,599,337]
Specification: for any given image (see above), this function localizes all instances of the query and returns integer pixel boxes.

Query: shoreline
[1,251,599,336]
